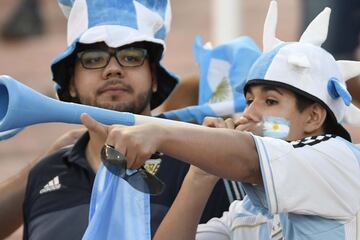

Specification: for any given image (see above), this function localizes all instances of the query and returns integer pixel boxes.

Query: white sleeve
[251,135,360,220]
[196,220,231,240]
[196,198,271,240]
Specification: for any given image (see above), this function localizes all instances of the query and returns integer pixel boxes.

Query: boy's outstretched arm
[81,113,261,184]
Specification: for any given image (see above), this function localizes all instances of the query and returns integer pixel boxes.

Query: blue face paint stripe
[262,116,290,140]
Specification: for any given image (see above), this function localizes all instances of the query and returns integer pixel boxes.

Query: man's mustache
[97,79,133,95]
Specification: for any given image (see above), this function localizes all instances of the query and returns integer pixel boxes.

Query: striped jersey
[197,134,360,240]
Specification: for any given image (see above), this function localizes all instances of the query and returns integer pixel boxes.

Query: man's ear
[303,103,327,134]
[152,77,158,93]
[68,78,77,98]
[151,63,158,93]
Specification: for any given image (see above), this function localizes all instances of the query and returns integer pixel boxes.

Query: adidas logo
[39,176,62,194]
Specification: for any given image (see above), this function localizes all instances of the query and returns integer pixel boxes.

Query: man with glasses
[22,1,231,239]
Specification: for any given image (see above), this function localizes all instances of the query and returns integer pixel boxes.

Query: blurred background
[0,0,358,239]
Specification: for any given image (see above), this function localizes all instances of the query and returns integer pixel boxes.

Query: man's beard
[77,88,152,115]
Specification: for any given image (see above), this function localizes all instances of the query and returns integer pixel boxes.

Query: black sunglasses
[100,144,165,195]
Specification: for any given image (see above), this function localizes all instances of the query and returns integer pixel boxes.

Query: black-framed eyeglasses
[100,144,165,195]
[77,47,148,69]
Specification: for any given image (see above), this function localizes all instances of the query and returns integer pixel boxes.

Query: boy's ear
[303,103,327,134]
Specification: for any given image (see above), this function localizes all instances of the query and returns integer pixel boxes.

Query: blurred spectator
[1,0,43,40]
[302,0,360,106]
[302,0,360,60]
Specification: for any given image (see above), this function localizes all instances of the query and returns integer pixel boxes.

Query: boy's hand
[202,116,236,129]
[235,116,263,136]
[80,113,163,169]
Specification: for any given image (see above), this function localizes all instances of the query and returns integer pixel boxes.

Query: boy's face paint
[237,84,309,141]
[261,116,290,139]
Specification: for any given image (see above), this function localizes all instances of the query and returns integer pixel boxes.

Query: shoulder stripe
[291,134,336,148]
[222,179,246,203]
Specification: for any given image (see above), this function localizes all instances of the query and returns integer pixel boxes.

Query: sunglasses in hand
[100,144,165,195]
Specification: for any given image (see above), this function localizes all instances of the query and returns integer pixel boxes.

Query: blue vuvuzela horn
[0,75,194,140]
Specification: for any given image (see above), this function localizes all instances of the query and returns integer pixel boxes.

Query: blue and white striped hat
[242,1,360,141]
[51,0,178,109]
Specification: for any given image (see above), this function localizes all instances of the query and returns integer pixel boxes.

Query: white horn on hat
[263,1,283,52]
[337,60,360,82]
[299,7,331,46]
[343,104,360,126]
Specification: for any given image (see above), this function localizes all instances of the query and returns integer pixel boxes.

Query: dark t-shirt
[23,133,241,239]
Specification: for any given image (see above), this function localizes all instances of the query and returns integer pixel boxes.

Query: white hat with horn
[243,1,360,141]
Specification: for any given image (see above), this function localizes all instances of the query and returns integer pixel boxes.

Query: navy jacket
[23,133,240,239]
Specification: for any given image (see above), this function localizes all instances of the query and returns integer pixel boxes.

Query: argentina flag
[82,165,151,240]
[162,35,261,124]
